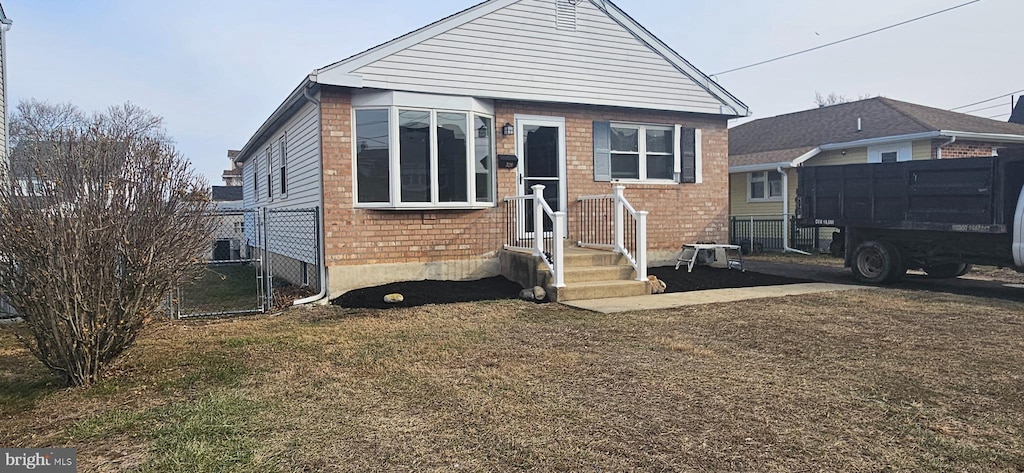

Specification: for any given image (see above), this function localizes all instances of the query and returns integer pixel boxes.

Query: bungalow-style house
[728,97,1024,252]
[235,0,748,301]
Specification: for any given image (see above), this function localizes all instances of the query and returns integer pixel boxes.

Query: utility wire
[950,88,1024,110]
[712,0,981,77]
[962,102,1013,114]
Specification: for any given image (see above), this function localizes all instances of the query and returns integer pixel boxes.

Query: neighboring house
[1010,97,1024,125]
[728,97,1024,251]
[234,0,748,299]
[210,185,246,261]
[221,149,242,186]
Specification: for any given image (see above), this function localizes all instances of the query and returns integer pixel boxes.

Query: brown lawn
[2,289,1023,472]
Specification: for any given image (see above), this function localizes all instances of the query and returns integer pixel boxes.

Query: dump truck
[795,151,1024,283]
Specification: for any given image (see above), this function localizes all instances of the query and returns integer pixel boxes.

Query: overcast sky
[5,0,1022,184]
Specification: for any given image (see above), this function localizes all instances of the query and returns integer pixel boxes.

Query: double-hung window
[749,171,783,201]
[354,107,495,208]
[594,121,700,184]
[609,124,675,182]
[265,145,273,200]
[278,135,287,196]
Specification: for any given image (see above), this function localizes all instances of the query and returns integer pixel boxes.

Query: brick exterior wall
[319,85,731,268]
[931,140,998,159]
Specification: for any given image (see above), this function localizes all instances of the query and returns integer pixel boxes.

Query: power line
[950,88,1024,110]
[985,112,1010,120]
[962,102,1013,114]
[712,0,981,77]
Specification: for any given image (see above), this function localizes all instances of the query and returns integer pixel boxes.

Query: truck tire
[851,240,905,284]
[922,263,971,279]
[957,264,974,277]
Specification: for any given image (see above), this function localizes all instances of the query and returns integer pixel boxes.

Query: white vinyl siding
[352,0,723,114]
[239,99,321,264]
[242,100,320,211]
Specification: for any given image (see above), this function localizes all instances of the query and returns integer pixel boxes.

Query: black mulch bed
[334,266,815,309]
[333,276,524,309]
[648,265,812,293]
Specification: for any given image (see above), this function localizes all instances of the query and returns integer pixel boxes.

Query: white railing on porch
[578,185,648,281]
[502,184,565,288]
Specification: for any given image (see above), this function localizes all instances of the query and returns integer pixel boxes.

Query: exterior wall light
[502,122,514,136]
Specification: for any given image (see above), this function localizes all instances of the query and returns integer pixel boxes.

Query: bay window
[355,106,495,208]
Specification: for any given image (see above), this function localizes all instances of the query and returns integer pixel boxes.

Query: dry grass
[2,290,1024,472]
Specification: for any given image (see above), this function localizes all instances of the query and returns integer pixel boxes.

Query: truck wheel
[957,264,973,277]
[852,241,905,284]
[923,263,970,279]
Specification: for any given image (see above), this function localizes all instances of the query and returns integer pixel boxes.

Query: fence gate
[174,208,265,318]
[173,207,321,319]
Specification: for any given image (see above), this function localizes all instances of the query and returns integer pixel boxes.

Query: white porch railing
[578,185,648,281]
[502,184,565,288]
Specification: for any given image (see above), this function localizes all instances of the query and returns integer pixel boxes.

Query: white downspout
[778,165,810,255]
[293,86,329,306]
[936,136,956,159]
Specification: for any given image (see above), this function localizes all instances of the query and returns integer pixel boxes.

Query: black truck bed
[795,156,1024,234]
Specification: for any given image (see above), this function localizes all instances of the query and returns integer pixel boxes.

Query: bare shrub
[0,100,214,386]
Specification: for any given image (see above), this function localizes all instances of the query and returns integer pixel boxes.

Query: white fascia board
[817,132,942,152]
[311,0,519,81]
[312,71,363,88]
[592,0,750,117]
[789,147,822,167]
[940,130,1024,144]
[729,162,792,174]
[236,79,313,163]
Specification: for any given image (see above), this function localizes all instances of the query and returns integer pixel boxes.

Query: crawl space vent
[556,0,578,31]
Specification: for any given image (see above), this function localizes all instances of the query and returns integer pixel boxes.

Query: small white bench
[675,244,745,272]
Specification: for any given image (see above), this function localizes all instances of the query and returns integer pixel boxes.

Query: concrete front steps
[499,247,651,302]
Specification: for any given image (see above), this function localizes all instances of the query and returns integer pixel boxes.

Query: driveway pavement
[743,260,1024,303]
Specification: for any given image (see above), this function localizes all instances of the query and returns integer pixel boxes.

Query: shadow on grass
[0,330,62,416]
[178,263,261,315]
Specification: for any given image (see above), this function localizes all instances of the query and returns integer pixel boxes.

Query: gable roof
[311,0,747,117]
[237,0,747,163]
[729,97,1024,169]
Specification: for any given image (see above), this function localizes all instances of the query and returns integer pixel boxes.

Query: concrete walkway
[563,282,872,314]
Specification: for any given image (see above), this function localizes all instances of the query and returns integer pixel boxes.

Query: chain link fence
[173,207,320,318]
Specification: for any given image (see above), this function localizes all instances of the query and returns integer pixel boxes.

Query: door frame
[515,114,567,238]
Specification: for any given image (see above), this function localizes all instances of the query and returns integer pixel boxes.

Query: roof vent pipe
[857,118,862,132]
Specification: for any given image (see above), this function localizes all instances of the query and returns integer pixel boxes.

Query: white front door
[516,115,567,237]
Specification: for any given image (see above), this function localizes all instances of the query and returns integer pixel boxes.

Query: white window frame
[609,123,677,184]
[353,105,496,210]
[868,142,912,163]
[748,171,784,202]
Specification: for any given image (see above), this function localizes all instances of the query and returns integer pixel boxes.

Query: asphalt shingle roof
[729,97,1024,166]
[212,186,243,202]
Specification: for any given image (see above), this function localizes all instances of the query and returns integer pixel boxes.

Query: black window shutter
[680,127,696,183]
[593,121,611,182]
